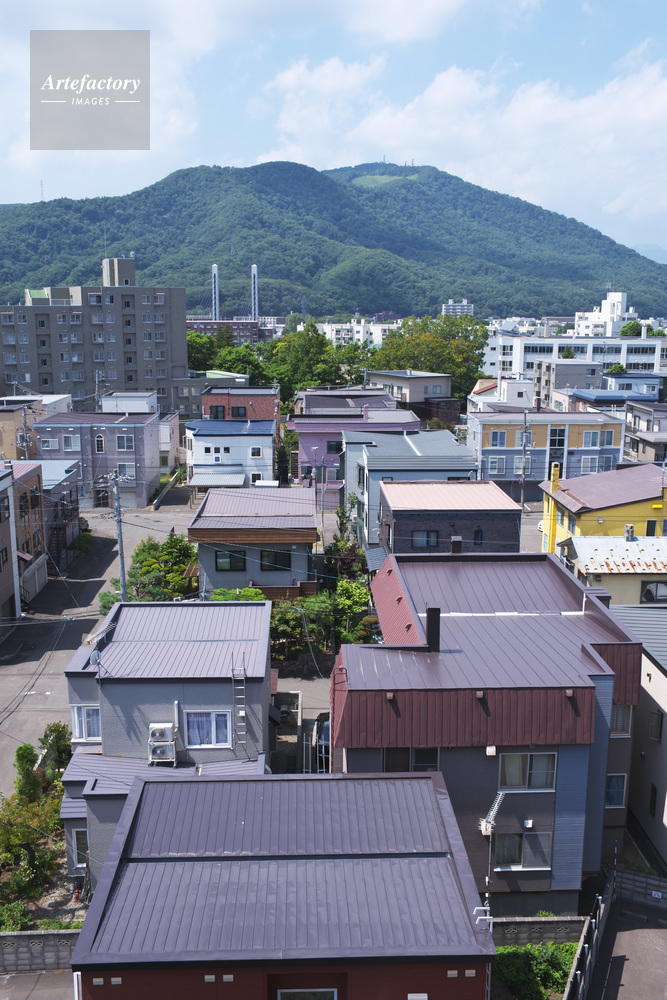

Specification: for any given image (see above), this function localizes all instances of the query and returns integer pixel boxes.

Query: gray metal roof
[185,419,275,436]
[560,536,667,574]
[72,773,494,966]
[34,412,156,426]
[187,472,246,487]
[611,605,667,670]
[189,487,317,533]
[60,796,87,820]
[36,460,79,488]
[364,546,389,572]
[67,602,271,681]
[368,369,449,378]
[345,428,475,469]
[540,462,666,513]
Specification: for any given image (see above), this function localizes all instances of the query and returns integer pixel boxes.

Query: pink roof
[380,480,521,512]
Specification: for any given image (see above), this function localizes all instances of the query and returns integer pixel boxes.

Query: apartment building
[0,394,72,461]
[0,257,187,410]
[12,462,48,604]
[485,334,666,377]
[0,464,19,639]
[534,360,605,409]
[442,297,474,316]
[624,401,667,465]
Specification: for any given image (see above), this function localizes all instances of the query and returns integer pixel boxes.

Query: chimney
[624,523,635,542]
[450,535,462,553]
[362,404,369,420]
[426,606,440,652]
[536,397,542,412]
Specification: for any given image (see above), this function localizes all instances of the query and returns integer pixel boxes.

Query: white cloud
[257,55,667,243]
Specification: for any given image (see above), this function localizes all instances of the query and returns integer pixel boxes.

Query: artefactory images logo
[30,30,150,150]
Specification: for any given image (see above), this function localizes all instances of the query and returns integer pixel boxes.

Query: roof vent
[624,523,635,542]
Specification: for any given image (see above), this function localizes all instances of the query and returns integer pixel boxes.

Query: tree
[14,744,40,802]
[212,344,271,386]
[186,330,216,370]
[98,533,198,610]
[606,363,628,374]
[214,324,236,350]
[38,722,72,774]
[331,342,375,385]
[619,321,642,337]
[267,322,343,400]
[372,315,488,398]
[559,346,575,359]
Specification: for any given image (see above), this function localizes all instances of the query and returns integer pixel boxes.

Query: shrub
[14,744,40,802]
[39,722,72,771]
[493,942,578,1000]
[38,918,84,929]
[0,901,32,931]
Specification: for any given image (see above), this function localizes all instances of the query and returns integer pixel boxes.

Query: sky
[2,0,667,253]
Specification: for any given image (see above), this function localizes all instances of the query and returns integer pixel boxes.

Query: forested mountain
[1,160,666,317]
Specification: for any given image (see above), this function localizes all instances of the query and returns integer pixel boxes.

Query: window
[106,331,116,342]
[278,991,337,1000]
[215,550,246,572]
[610,705,631,736]
[490,430,506,447]
[583,430,599,448]
[92,331,104,343]
[71,312,81,324]
[142,312,152,323]
[412,529,439,548]
[40,438,59,450]
[144,368,153,378]
[599,456,614,471]
[646,519,657,537]
[0,546,8,571]
[550,427,565,448]
[116,435,134,451]
[496,832,552,869]
[93,350,104,362]
[107,368,117,380]
[73,829,89,868]
[514,456,531,475]
[20,373,31,384]
[63,435,81,451]
[107,351,117,361]
[582,457,598,474]
[185,710,231,748]
[649,710,663,741]
[260,550,290,571]
[154,293,164,305]
[601,430,614,446]
[604,774,626,808]
[474,528,483,546]
[231,406,246,418]
[327,440,343,454]
[105,313,116,324]
[72,352,83,363]
[251,447,261,457]
[117,462,136,479]
[0,497,9,522]
[210,406,225,419]
[499,752,556,789]
[71,705,101,741]
[105,294,115,304]
[95,435,104,454]
[488,456,505,475]
[144,350,153,360]
[88,293,102,305]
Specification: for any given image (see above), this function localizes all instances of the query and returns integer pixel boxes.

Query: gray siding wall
[63,817,88,878]
[98,677,267,762]
[198,542,311,592]
[380,508,520,554]
[551,744,589,890]
[86,795,127,889]
[583,674,614,872]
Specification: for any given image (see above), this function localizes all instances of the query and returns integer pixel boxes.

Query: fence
[493,916,585,947]
[615,867,667,912]
[0,929,79,973]
[562,881,614,1000]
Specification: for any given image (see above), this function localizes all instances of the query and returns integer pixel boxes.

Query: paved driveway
[588,900,667,1000]
[0,971,73,1000]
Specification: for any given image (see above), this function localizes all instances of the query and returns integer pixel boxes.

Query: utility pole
[20,406,30,458]
[109,473,128,602]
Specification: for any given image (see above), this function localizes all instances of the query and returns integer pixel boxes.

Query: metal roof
[185,419,275,436]
[471,410,623,424]
[189,487,317,534]
[367,369,450,378]
[345,428,475,469]
[380,480,521,512]
[66,602,271,681]
[540,462,666,513]
[611,605,667,670]
[187,472,246,487]
[35,460,79,488]
[33,412,156,426]
[560,536,667,574]
[364,546,389,572]
[10,461,41,479]
[72,773,494,966]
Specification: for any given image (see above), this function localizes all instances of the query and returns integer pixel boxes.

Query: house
[608,605,667,872]
[33,411,161,509]
[201,383,280,422]
[466,409,624,501]
[467,377,534,413]
[558,535,667,604]
[39,460,80,571]
[365,369,460,422]
[534,359,604,409]
[11,461,48,604]
[62,600,272,886]
[0,463,19,640]
[540,462,667,555]
[0,393,71,460]
[378,480,521,555]
[184,419,276,496]
[331,552,642,915]
[100,389,179,472]
[2,257,187,408]
[624,401,667,465]
[188,487,318,600]
[71,772,495,998]
[286,387,420,509]
[342,428,477,548]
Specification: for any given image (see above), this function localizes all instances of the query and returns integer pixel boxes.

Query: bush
[39,722,72,771]
[0,901,32,931]
[493,942,578,1000]
[38,918,84,929]
[14,744,41,802]
[4,847,58,901]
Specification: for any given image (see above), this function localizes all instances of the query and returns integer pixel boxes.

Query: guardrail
[151,471,181,511]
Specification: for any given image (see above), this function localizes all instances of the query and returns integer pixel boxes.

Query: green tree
[606,363,628,374]
[98,533,197,610]
[559,345,575,359]
[214,324,236,350]
[186,330,217,370]
[283,313,302,334]
[619,320,642,337]
[267,322,343,400]
[14,744,40,802]
[38,722,72,774]
[372,315,488,398]
[212,344,271,386]
[331,342,376,385]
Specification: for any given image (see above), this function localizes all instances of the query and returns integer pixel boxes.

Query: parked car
[79,517,91,532]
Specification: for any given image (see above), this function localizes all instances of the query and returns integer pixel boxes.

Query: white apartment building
[0,257,187,411]
[313,319,401,347]
[485,334,667,377]
[574,291,639,337]
[441,298,474,317]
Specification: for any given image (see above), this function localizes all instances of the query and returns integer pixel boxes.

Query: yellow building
[540,462,667,554]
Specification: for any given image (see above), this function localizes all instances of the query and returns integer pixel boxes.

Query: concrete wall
[0,930,79,973]
[198,541,312,592]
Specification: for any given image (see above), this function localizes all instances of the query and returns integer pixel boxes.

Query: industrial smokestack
[426,607,440,653]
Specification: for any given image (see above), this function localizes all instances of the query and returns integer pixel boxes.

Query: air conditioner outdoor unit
[149,742,176,762]
[149,723,175,743]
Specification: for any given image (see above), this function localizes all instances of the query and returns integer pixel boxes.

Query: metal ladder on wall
[232,660,247,746]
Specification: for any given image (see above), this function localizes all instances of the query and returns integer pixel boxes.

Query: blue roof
[185,419,275,436]
[572,389,655,402]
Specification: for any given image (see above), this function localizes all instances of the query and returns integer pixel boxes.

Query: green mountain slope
[0,160,665,318]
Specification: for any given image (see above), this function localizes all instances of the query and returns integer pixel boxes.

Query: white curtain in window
[214,714,229,745]
[85,708,101,739]
[187,712,211,745]
[500,754,526,787]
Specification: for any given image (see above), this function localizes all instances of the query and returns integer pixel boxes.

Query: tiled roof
[540,462,666,513]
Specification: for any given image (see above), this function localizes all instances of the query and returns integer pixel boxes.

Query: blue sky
[3,0,667,252]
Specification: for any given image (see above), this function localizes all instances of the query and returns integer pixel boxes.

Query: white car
[537,519,543,532]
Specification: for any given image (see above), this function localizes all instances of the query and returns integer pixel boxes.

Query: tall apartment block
[0,258,187,412]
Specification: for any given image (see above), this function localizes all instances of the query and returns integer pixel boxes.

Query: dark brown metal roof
[540,462,666,514]
[72,774,495,967]
[188,487,318,541]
